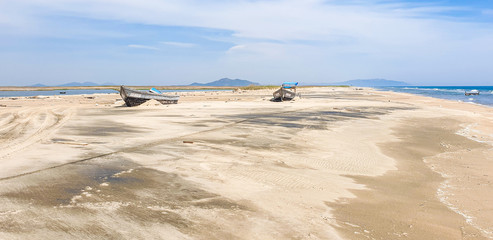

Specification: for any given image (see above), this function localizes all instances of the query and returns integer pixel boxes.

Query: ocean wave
[391,87,493,95]
[396,87,465,93]
[378,87,493,107]
[424,88,465,93]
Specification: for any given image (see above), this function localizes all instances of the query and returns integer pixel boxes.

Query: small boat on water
[465,90,479,96]
[119,86,179,107]
[273,82,298,101]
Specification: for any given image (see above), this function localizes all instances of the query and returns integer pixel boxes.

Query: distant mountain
[58,82,102,87]
[29,82,116,87]
[189,78,259,87]
[29,83,48,87]
[334,79,410,87]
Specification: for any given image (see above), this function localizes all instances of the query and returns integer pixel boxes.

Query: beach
[0,87,492,239]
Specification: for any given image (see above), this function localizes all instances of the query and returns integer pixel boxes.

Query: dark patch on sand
[68,120,146,136]
[192,124,210,127]
[51,138,74,142]
[222,107,414,130]
[176,107,413,155]
[192,198,250,210]
[2,159,136,206]
[301,92,393,104]
[0,156,252,237]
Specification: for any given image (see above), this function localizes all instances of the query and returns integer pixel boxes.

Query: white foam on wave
[456,124,492,145]
[437,179,493,238]
[415,88,465,93]
[429,149,493,238]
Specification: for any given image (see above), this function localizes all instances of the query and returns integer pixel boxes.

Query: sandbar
[0,87,492,239]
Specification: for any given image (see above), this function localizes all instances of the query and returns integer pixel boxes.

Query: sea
[2,86,493,107]
[377,86,493,107]
[0,89,231,98]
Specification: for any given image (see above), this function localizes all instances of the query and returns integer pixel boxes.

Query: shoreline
[373,86,493,108]
[3,85,492,109]
[369,88,493,239]
[0,87,492,239]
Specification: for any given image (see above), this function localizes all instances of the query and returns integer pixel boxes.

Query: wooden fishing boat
[465,90,479,96]
[119,86,179,107]
[273,82,298,101]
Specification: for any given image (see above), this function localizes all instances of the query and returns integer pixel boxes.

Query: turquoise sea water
[0,89,231,98]
[377,86,493,107]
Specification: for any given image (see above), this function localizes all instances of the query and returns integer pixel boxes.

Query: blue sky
[1,0,492,86]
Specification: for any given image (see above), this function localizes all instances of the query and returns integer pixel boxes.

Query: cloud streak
[127,44,159,50]
[161,41,196,48]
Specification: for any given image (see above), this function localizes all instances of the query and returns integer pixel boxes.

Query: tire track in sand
[0,107,75,159]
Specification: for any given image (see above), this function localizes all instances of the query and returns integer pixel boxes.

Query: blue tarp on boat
[149,88,162,94]
[282,82,298,89]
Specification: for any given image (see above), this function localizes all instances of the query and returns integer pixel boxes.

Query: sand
[0,87,492,239]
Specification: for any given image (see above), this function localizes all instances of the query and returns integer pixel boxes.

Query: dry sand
[0,87,492,239]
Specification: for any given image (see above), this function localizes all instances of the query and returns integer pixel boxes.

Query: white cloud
[226,44,246,53]
[127,44,159,50]
[483,9,493,16]
[12,0,490,50]
[2,0,493,85]
[0,1,463,40]
[160,41,196,47]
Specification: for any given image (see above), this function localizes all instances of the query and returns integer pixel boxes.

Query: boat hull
[273,88,296,101]
[119,86,179,107]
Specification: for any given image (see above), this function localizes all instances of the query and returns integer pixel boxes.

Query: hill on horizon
[28,82,116,87]
[189,78,259,87]
[334,79,410,87]
[29,83,48,87]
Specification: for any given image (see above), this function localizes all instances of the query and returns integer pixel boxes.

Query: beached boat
[119,86,179,107]
[465,90,479,96]
[273,82,298,101]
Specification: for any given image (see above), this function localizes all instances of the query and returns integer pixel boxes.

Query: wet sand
[0,87,492,239]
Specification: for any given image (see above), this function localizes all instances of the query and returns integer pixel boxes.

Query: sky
[0,0,493,86]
